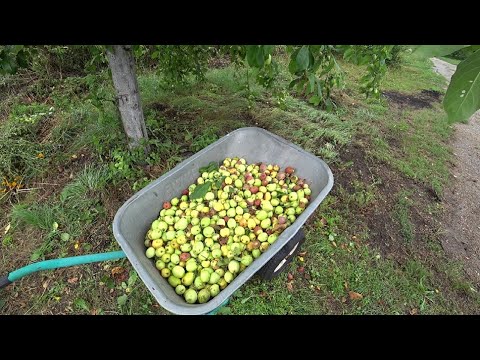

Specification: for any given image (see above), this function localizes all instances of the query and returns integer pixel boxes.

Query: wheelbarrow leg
[256,227,306,280]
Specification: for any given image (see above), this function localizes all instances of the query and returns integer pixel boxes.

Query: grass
[228,196,450,315]
[394,191,414,242]
[1,51,479,315]
[438,56,462,66]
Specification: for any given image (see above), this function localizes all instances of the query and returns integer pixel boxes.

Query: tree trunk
[107,45,149,150]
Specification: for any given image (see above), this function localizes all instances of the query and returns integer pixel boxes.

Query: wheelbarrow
[1,127,334,314]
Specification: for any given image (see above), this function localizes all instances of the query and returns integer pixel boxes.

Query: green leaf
[289,78,301,89]
[216,306,232,315]
[101,275,115,289]
[214,176,226,189]
[117,294,128,306]
[263,45,274,55]
[308,95,321,106]
[413,45,469,58]
[444,49,480,123]
[199,161,218,173]
[296,46,310,71]
[60,233,70,242]
[256,47,265,67]
[31,249,42,261]
[308,73,316,93]
[74,298,91,312]
[246,46,264,68]
[189,182,212,200]
[127,271,138,287]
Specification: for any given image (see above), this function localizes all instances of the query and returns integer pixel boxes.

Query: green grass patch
[438,56,461,66]
[394,191,414,242]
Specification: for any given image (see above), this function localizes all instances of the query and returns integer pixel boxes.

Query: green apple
[234,226,245,236]
[184,289,198,304]
[209,284,220,297]
[170,253,180,264]
[241,254,253,267]
[172,265,185,278]
[145,247,155,258]
[215,268,225,277]
[161,253,171,263]
[155,260,166,270]
[194,276,205,290]
[198,288,211,303]
[267,234,278,244]
[227,218,237,229]
[180,243,192,252]
[174,218,188,231]
[256,210,268,220]
[161,268,171,278]
[200,217,211,228]
[175,284,186,295]
[182,272,195,286]
[218,278,228,289]
[208,272,221,284]
[257,232,268,242]
[228,260,240,274]
[212,248,222,259]
[168,275,181,287]
[224,271,234,283]
[252,249,261,258]
[186,261,197,272]
[165,245,175,254]
[200,269,211,283]
[205,192,215,201]
[193,242,204,254]
[154,246,165,258]
[227,208,236,218]
[261,200,274,212]
[260,218,271,229]
[203,226,215,238]
[260,242,269,252]
[157,221,168,231]
[149,229,162,240]
[198,250,210,261]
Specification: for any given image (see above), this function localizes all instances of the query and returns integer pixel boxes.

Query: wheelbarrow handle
[0,250,126,289]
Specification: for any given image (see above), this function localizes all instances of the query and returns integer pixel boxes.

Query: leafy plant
[191,129,219,152]
[341,45,395,98]
[0,45,31,74]
[414,45,480,122]
[287,45,344,110]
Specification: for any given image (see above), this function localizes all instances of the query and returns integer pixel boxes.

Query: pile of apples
[144,157,312,304]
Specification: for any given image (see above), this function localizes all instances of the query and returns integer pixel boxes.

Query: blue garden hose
[0,251,126,288]
[0,250,228,315]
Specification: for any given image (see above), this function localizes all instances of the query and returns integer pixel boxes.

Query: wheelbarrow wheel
[256,228,305,280]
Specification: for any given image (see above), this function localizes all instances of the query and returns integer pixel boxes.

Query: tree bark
[107,45,149,150]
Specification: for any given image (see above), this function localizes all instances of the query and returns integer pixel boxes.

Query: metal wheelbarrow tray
[113,127,333,315]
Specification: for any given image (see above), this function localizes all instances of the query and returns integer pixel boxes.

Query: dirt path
[431,58,480,285]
